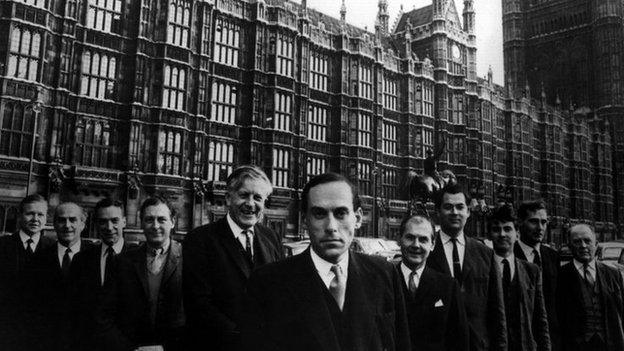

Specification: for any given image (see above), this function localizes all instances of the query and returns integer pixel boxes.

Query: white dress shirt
[574,258,596,282]
[439,231,466,276]
[310,249,349,289]
[227,213,254,256]
[494,254,516,281]
[100,239,125,285]
[400,262,425,289]
[57,240,82,266]
[19,230,40,252]
[518,240,541,264]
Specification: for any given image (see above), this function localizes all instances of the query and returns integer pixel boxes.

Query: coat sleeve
[488,254,508,351]
[182,229,238,334]
[533,268,552,351]
[391,265,412,351]
[447,279,470,351]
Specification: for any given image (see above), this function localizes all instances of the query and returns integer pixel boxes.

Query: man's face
[19,201,47,236]
[519,209,548,246]
[306,181,362,264]
[54,203,86,247]
[569,226,597,264]
[400,220,434,270]
[490,220,518,257]
[141,203,175,248]
[226,178,271,229]
[438,192,470,236]
[95,206,126,247]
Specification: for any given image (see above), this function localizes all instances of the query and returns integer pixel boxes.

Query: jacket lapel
[133,245,150,299]
[291,250,341,351]
[346,254,376,350]
[414,266,435,302]
[430,232,451,275]
[161,241,181,286]
[514,242,528,260]
[253,226,275,266]
[217,219,252,278]
[462,238,476,282]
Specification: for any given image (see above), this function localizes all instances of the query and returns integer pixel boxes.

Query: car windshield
[358,240,386,253]
[602,247,623,260]
[381,240,400,251]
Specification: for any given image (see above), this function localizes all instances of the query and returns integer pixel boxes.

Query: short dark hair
[226,165,272,196]
[19,194,47,213]
[488,204,517,229]
[94,198,125,216]
[433,183,471,209]
[517,201,547,221]
[139,195,176,220]
[301,173,361,214]
[399,214,435,240]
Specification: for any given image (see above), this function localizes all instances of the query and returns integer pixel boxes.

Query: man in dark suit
[489,205,550,351]
[39,201,96,351]
[397,214,468,351]
[242,172,410,351]
[71,198,136,350]
[557,224,624,351]
[183,165,283,350]
[96,196,185,351]
[514,201,560,350]
[426,183,507,351]
[0,194,54,351]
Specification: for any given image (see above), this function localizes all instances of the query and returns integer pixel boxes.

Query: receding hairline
[568,223,595,240]
[401,215,435,239]
[54,202,87,221]
[306,180,358,209]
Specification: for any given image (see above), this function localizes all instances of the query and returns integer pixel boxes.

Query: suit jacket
[96,241,185,351]
[0,232,55,351]
[242,249,411,351]
[427,234,507,351]
[557,261,624,351]
[397,263,469,351]
[507,258,551,351]
[183,217,283,350]
[37,239,98,351]
[514,242,560,350]
[70,241,137,350]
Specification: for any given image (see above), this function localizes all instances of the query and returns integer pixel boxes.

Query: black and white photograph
[0,0,623,350]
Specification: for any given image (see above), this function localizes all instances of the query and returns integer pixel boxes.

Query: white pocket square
[434,299,444,307]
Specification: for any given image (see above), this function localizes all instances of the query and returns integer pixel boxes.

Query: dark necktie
[61,248,72,278]
[25,238,34,256]
[243,230,253,260]
[329,264,346,310]
[502,258,511,301]
[533,249,541,267]
[451,238,462,284]
[584,264,595,287]
[408,270,419,296]
[104,247,115,285]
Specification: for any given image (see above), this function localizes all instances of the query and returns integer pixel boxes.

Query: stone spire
[340,0,346,23]
[376,0,389,35]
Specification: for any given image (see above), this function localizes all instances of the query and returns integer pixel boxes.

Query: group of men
[0,165,622,351]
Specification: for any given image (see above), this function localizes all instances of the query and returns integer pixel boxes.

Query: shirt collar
[101,238,125,257]
[574,258,596,273]
[310,247,349,278]
[495,253,515,266]
[440,230,465,246]
[519,239,540,255]
[19,230,40,247]
[401,262,425,279]
[57,240,81,255]
[227,213,254,238]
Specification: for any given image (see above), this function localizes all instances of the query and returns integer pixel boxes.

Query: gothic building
[0,0,617,242]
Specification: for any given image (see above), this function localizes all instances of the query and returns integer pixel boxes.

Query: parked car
[558,245,573,266]
[350,237,401,262]
[282,239,310,258]
[596,241,624,279]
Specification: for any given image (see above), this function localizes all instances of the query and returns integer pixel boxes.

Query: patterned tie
[25,238,34,256]
[103,247,115,285]
[329,264,346,310]
[533,249,541,267]
[61,248,72,278]
[147,248,162,275]
[408,270,419,296]
[451,238,462,284]
[243,230,253,260]
[584,264,595,287]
